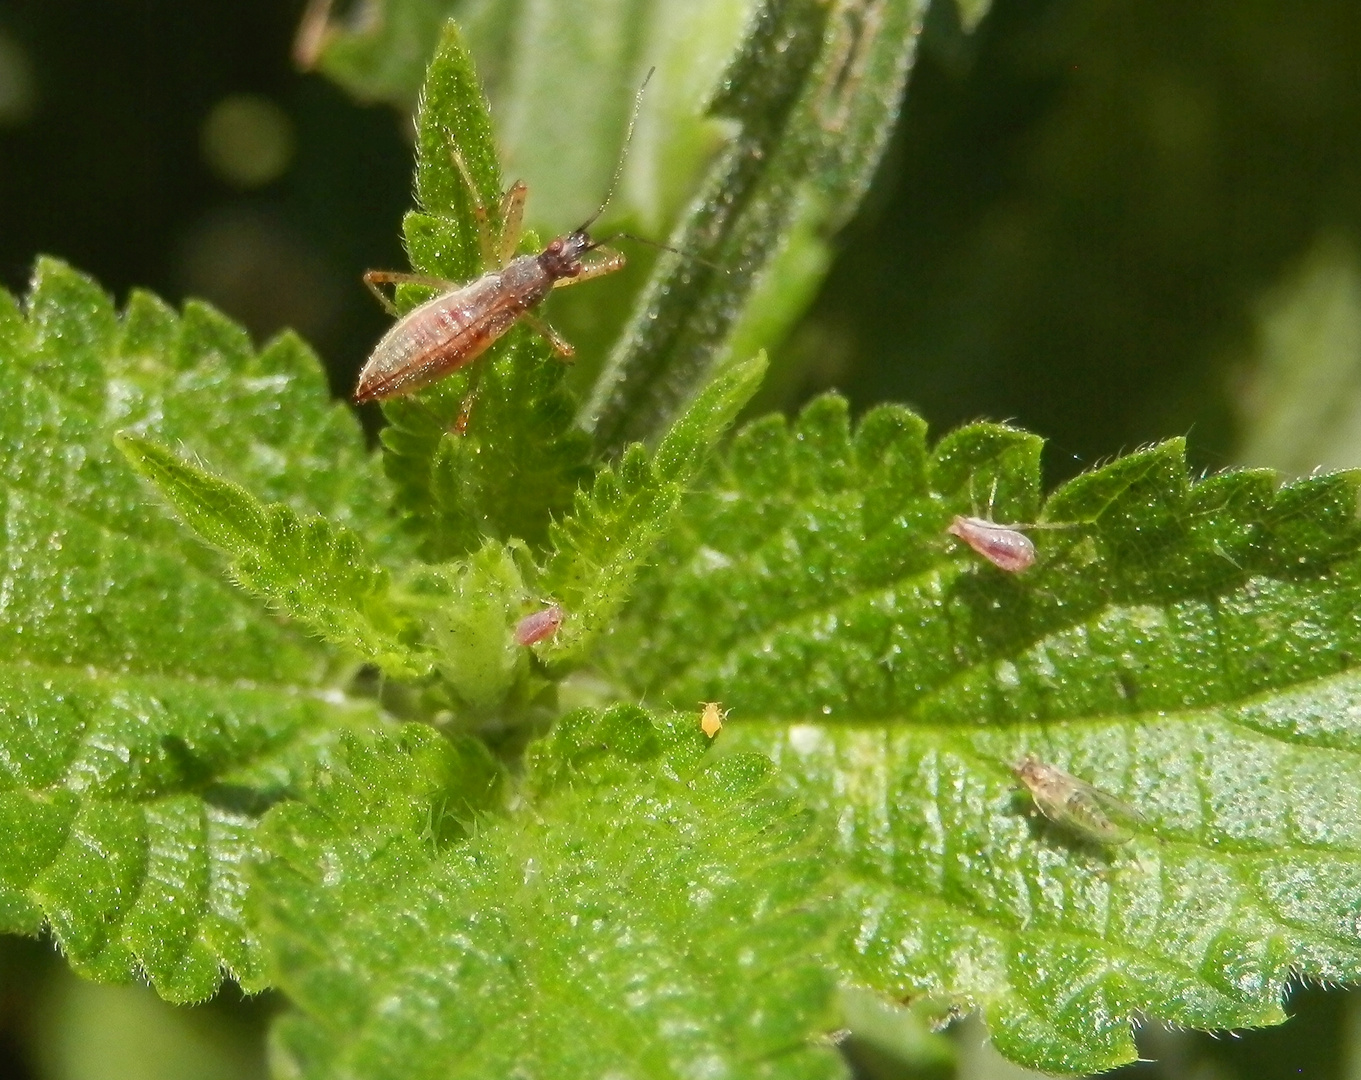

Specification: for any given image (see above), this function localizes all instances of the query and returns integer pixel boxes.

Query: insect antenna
[575,66,656,234]
[601,231,729,273]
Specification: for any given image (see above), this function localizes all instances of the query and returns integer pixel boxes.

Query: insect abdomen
[354,257,553,403]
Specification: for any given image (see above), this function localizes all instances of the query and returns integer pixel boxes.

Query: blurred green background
[2,0,1361,1077]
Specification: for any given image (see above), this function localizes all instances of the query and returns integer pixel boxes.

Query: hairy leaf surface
[254,709,845,1080]
[539,354,767,668]
[118,435,424,677]
[0,260,391,1001]
[607,393,1361,1073]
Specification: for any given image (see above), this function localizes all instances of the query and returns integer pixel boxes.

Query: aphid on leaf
[946,475,1078,573]
[514,605,563,647]
[353,72,656,405]
[700,701,728,739]
[948,516,1037,573]
[1012,755,1139,846]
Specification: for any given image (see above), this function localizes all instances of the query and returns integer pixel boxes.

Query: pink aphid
[948,516,1037,573]
[515,605,563,646]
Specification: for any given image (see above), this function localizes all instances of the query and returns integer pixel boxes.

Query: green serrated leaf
[409,20,502,280]
[0,662,382,1003]
[536,444,679,667]
[118,434,426,678]
[584,0,931,449]
[3,262,337,684]
[0,259,395,1001]
[539,354,767,668]
[380,344,593,560]
[607,393,1361,1073]
[115,289,397,555]
[254,709,845,1080]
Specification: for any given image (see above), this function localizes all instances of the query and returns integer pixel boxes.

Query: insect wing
[1049,783,1135,845]
[1075,776,1141,827]
[355,272,519,402]
[1017,758,1139,845]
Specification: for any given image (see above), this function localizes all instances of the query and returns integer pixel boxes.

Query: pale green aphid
[1012,755,1139,845]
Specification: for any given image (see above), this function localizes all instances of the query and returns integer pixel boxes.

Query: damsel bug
[353,73,656,405]
[1012,755,1139,846]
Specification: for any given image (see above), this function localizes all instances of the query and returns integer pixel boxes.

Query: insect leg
[551,248,627,289]
[362,270,454,316]
[497,182,527,267]
[453,388,477,435]
[521,313,575,359]
[448,144,499,269]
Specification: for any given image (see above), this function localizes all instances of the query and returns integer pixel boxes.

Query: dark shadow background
[1,0,1359,1078]
[0,0,411,402]
[4,0,1361,470]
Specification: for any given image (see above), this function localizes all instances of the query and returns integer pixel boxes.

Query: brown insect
[1012,755,1139,845]
[353,74,654,405]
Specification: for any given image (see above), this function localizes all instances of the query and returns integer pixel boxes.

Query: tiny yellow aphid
[700,702,727,739]
[1012,755,1139,845]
